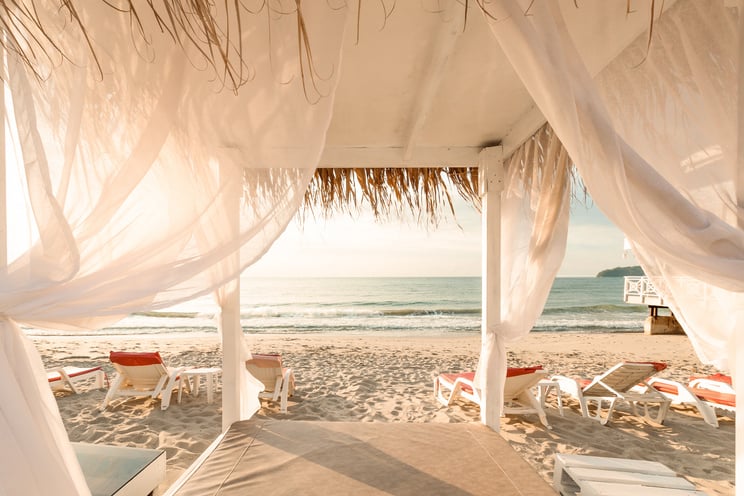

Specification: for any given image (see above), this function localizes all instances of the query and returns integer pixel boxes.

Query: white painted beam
[403,2,463,161]
[319,145,481,168]
[500,105,547,162]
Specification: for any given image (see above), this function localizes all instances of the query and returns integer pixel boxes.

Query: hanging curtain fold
[484,0,742,484]
[0,2,347,494]
[475,124,572,427]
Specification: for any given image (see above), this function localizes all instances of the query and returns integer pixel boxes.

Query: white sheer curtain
[485,0,742,488]
[1,2,347,495]
[475,125,571,426]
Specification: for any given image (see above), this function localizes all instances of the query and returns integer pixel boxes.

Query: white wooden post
[478,146,504,428]
[219,278,241,431]
[219,163,242,432]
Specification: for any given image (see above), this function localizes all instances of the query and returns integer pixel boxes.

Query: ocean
[24,277,648,337]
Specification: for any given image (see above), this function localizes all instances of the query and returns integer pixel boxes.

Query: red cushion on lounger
[66,366,102,378]
[690,386,736,407]
[440,367,543,395]
[690,373,732,385]
[578,378,592,388]
[650,381,679,396]
[626,361,667,372]
[247,353,283,368]
[506,366,543,377]
[441,372,474,382]
[109,351,164,366]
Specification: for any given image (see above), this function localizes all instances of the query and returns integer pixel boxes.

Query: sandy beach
[33,331,734,495]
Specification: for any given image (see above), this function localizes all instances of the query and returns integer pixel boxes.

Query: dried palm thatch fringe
[300,122,582,226]
[300,166,480,227]
[1,1,663,95]
[507,122,584,204]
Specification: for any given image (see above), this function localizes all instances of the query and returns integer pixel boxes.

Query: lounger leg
[279,369,293,413]
[586,398,618,425]
[94,370,105,389]
[633,400,671,425]
[280,381,289,413]
[447,382,465,406]
[434,377,451,406]
[101,374,125,410]
[697,402,720,428]
[154,375,171,410]
[272,376,283,402]
[518,390,550,429]
[59,370,80,395]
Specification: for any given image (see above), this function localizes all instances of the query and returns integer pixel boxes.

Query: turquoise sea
[25,277,648,337]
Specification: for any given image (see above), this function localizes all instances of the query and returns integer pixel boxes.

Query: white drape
[486,0,742,489]
[1,2,347,494]
[475,125,572,427]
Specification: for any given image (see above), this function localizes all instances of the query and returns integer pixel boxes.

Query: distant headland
[596,266,644,277]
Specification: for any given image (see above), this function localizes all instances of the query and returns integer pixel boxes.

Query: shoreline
[33,331,734,495]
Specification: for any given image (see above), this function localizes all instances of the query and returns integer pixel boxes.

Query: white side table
[181,367,222,404]
[536,379,564,416]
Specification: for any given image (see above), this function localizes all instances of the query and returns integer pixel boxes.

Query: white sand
[33,332,735,495]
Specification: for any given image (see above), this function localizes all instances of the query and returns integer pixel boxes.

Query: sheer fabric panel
[485,0,743,371]
[475,126,571,427]
[1,3,347,494]
[485,0,741,483]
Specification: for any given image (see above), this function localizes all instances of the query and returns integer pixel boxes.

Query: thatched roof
[3,1,659,94]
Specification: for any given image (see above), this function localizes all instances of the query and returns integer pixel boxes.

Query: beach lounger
[646,373,735,428]
[551,361,671,426]
[246,353,295,413]
[553,453,708,495]
[102,351,190,411]
[434,366,550,427]
[47,365,106,394]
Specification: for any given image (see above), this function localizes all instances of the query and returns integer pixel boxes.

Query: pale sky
[243,194,638,278]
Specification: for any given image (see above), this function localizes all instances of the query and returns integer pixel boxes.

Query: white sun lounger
[551,361,671,425]
[47,366,106,394]
[102,351,190,411]
[553,453,708,495]
[245,353,295,413]
[646,375,735,428]
[434,366,550,427]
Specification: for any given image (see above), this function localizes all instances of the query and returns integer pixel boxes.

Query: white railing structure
[623,276,666,307]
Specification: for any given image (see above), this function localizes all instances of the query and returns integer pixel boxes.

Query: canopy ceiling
[321,0,660,167]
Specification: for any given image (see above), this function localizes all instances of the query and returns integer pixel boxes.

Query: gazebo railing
[623,276,665,306]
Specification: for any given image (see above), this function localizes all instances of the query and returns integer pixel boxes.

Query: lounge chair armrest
[169,367,187,379]
[282,367,293,383]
